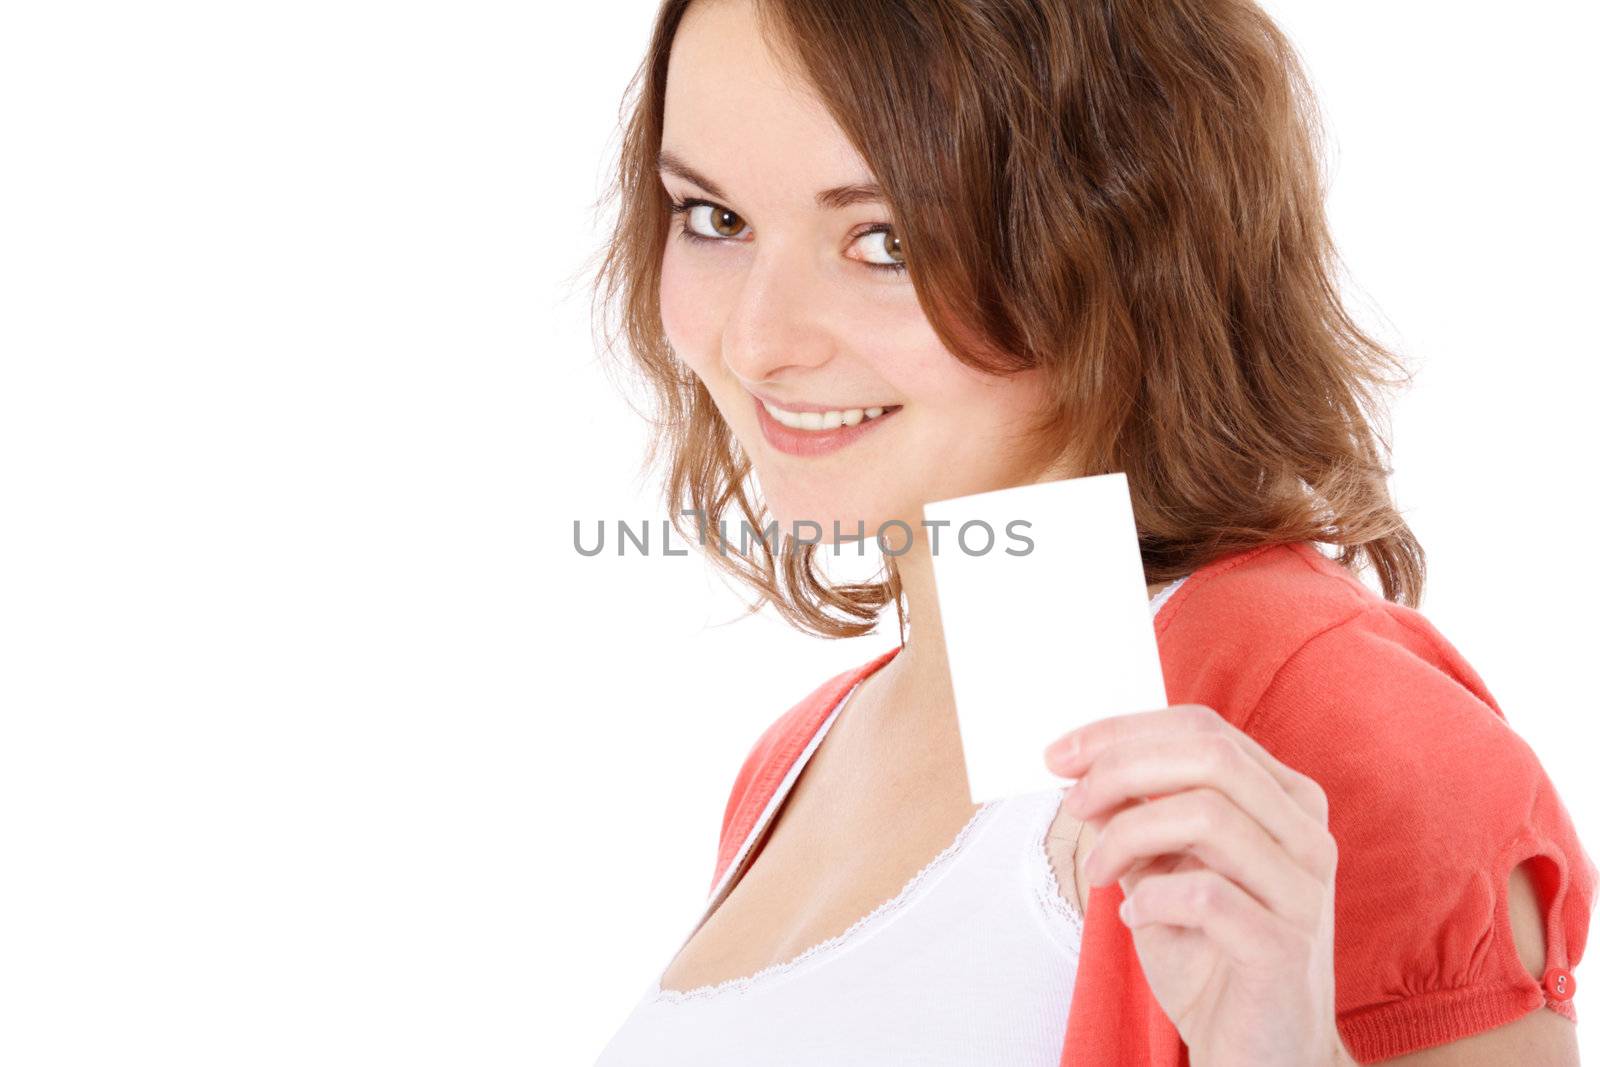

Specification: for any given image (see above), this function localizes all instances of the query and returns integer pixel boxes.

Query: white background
[1,1,1595,1063]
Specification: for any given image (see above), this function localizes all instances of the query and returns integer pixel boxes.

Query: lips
[752,393,903,457]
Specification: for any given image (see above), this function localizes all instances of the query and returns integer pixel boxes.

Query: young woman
[587,1,1594,1063]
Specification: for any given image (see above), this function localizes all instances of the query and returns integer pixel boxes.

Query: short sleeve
[1241,604,1598,1063]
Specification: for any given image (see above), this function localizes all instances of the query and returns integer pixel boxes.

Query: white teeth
[761,398,896,432]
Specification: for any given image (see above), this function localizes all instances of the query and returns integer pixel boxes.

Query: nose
[719,239,837,386]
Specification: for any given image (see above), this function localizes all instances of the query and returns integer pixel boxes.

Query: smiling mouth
[756,397,903,431]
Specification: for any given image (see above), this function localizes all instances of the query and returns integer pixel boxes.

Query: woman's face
[658,0,1060,544]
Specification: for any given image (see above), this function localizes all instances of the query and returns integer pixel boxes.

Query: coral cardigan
[707,540,1596,1065]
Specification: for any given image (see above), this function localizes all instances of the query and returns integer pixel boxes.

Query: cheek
[872,334,1023,416]
[861,297,1007,405]
[883,338,1054,468]
[659,246,722,377]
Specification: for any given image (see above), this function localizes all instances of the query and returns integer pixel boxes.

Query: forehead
[662,0,872,205]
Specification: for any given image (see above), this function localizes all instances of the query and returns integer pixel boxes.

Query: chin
[762,505,851,545]
[758,495,916,555]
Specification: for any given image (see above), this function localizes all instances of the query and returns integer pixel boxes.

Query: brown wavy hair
[584,0,1426,640]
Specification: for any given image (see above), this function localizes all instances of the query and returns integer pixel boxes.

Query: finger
[1046,704,1328,823]
[1062,731,1334,882]
[1119,866,1304,971]
[1084,787,1327,931]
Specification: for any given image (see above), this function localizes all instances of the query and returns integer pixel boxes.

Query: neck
[884,531,950,705]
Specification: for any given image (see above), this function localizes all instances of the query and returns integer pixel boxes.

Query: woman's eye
[693,202,748,238]
[667,196,908,275]
[854,227,907,272]
[676,200,749,240]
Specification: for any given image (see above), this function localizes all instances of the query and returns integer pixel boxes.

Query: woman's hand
[1043,704,1354,1067]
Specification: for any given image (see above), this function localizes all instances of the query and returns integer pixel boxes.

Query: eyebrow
[656,148,885,211]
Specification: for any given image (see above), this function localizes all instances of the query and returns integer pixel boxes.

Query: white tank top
[594,576,1190,1066]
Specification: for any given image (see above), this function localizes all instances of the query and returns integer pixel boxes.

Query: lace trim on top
[1030,578,1182,943]
[651,798,1000,1004]
[1027,793,1086,953]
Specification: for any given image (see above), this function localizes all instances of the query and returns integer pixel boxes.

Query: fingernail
[1047,736,1078,764]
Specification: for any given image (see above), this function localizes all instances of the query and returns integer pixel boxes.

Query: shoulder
[1156,541,1379,724]
[1236,585,1528,805]
[1170,544,1596,1059]
[1183,543,1578,915]
[1159,540,1506,734]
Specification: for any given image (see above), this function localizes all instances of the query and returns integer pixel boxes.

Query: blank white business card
[923,472,1170,803]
